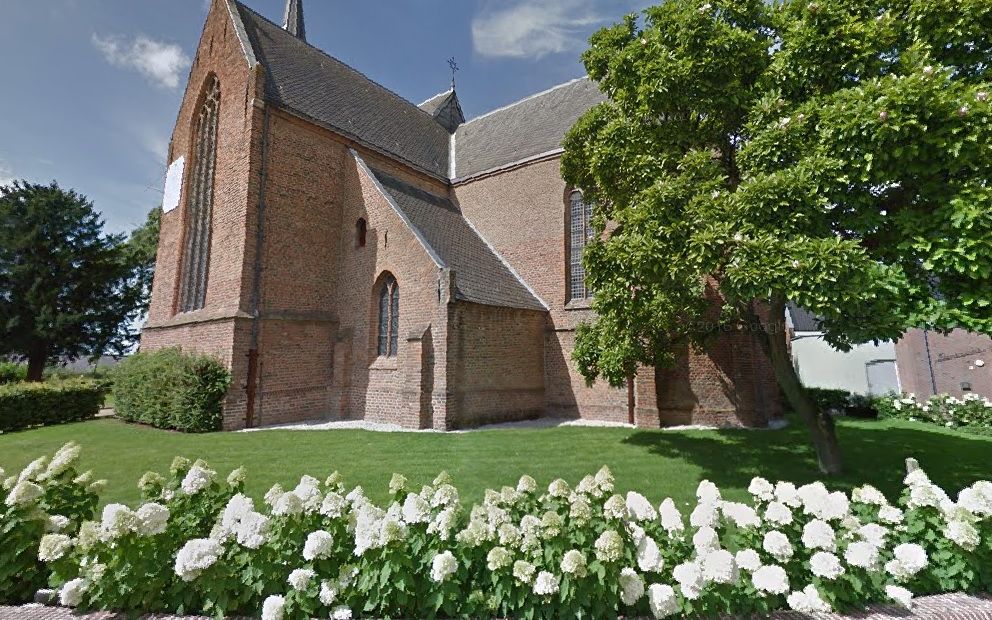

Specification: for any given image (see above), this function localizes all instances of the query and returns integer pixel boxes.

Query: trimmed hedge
[111,348,230,432]
[0,378,106,432]
[0,361,27,384]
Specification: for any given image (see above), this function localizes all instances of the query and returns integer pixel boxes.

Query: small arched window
[178,75,221,313]
[377,275,399,357]
[356,218,367,247]
[568,190,594,300]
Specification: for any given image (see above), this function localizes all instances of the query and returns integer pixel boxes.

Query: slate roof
[453,77,607,179]
[362,163,546,311]
[788,303,824,332]
[419,90,455,116]
[233,2,450,178]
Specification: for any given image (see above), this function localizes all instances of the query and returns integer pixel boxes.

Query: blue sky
[0,0,648,235]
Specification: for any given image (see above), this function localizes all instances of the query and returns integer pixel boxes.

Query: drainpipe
[246,100,271,427]
[922,327,938,396]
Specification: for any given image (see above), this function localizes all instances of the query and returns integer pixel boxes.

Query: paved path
[3,593,992,619]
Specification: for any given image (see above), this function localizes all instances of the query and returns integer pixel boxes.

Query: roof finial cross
[447,57,459,90]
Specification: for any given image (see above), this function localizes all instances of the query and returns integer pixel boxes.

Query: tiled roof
[453,77,606,179]
[233,2,450,178]
[361,162,546,312]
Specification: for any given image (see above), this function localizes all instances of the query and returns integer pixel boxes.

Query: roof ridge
[461,76,590,126]
[232,0,441,125]
[418,88,454,107]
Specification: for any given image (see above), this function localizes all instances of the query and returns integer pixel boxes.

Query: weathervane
[447,57,459,89]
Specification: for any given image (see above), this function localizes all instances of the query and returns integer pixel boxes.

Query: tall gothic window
[377,275,399,357]
[569,190,594,300]
[178,76,221,313]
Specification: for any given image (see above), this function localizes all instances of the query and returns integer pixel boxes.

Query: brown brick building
[896,329,992,399]
[142,0,781,430]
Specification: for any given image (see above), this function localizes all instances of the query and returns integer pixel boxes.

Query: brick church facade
[142,0,782,430]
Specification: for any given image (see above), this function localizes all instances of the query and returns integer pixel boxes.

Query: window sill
[369,356,398,371]
[565,299,593,311]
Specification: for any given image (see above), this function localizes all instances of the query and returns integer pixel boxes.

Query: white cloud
[0,159,15,187]
[92,33,191,90]
[472,0,607,59]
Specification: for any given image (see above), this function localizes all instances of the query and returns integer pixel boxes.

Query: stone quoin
[141,0,782,430]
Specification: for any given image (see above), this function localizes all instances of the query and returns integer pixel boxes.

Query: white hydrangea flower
[886,584,913,608]
[59,578,87,607]
[721,501,761,528]
[498,523,522,547]
[38,534,73,562]
[261,594,285,620]
[320,580,339,606]
[303,530,333,561]
[844,540,880,569]
[264,483,284,508]
[958,481,992,516]
[701,549,738,584]
[226,466,247,487]
[673,561,705,600]
[946,519,980,551]
[659,498,685,535]
[331,605,352,620]
[595,465,615,494]
[486,546,512,570]
[320,491,347,518]
[775,481,801,507]
[619,567,645,605]
[569,497,593,523]
[428,506,457,541]
[47,514,70,533]
[272,491,304,516]
[692,526,720,552]
[810,551,844,579]
[516,474,537,493]
[763,530,794,562]
[17,457,48,483]
[174,538,222,581]
[45,443,81,479]
[696,480,721,503]
[513,560,536,583]
[288,568,315,591]
[594,530,623,563]
[626,491,657,521]
[636,534,664,573]
[388,473,407,495]
[689,501,719,528]
[561,549,587,576]
[604,494,627,520]
[293,475,323,512]
[878,505,904,524]
[533,570,560,596]
[787,584,831,613]
[431,484,459,508]
[180,465,216,495]
[735,548,762,572]
[430,550,458,582]
[647,583,679,618]
[886,543,928,581]
[748,477,775,502]
[135,502,170,536]
[548,478,571,498]
[401,493,429,524]
[236,511,270,549]
[858,523,889,548]
[100,504,138,541]
[801,519,836,551]
[752,564,789,594]
[852,484,889,506]
[4,480,43,506]
[764,501,793,526]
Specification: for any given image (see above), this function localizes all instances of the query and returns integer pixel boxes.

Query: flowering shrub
[0,443,101,603]
[877,393,992,433]
[9,450,992,618]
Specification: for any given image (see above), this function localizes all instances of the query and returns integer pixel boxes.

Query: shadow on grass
[620,416,992,500]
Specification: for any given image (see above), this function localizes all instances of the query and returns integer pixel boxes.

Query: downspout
[922,327,938,396]
[246,100,271,428]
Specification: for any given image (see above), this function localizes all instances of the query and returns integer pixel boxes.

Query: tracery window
[569,190,594,300]
[178,76,221,313]
[377,274,399,357]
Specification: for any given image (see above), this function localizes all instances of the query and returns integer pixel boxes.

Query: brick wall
[896,328,992,398]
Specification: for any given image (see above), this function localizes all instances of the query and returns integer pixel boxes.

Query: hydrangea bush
[0,443,101,603]
[6,445,992,618]
[877,393,992,433]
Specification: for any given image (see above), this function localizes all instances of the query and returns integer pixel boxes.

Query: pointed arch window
[356,218,367,247]
[378,275,399,357]
[569,190,594,300]
[178,76,221,313]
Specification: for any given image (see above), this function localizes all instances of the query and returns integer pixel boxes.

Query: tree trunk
[757,297,844,475]
[26,342,48,382]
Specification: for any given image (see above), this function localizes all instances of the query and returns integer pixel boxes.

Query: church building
[142,0,781,430]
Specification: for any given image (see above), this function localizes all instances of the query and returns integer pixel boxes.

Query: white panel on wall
[162,156,185,213]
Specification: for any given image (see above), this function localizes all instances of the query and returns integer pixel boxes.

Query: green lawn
[1,415,990,509]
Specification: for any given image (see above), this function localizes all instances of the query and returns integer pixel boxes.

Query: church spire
[283,0,306,42]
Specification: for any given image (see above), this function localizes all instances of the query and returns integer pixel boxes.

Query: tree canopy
[562,0,992,473]
[0,181,150,379]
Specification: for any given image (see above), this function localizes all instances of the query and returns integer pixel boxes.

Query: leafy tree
[562,0,992,474]
[125,206,161,313]
[0,181,146,380]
